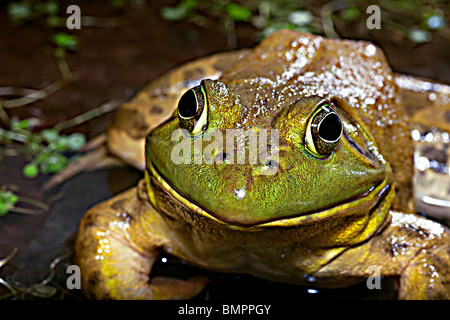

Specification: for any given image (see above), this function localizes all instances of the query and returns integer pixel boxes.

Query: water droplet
[234,186,246,199]
[411,129,421,141]
[307,288,319,294]
[364,97,376,105]
[428,92,437,101]
[427,15,444,29]
[364,44,376,57]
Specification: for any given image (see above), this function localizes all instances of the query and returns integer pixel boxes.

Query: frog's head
[145,77,393,228]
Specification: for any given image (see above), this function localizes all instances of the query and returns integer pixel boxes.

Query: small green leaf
[1,190,19,206]
[226,3,252,22]
[23,163,39,179]
[53,136,70,151]
[35,152,50,164]
[408,28,432,43]
[0,202,8,216]
[28,141,41,153]
[17,119,31,130]
[41,153,67,173]
[36,1,59,15]
[41,129,59,143]
[0,209,7,216]
[160,0,197,21]
[341,6,360,22]
[182,0,198,11]
[67,133,86,151]
[7,2,32,22]
[0,189,19,215]
[46,15,63,27]
[11,118,25,131]
[53,33,78,50]
[7,193,19,206]
[111,0,126,8]
[160,6,189,21]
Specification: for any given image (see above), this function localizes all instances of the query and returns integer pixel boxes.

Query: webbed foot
[312,211,450,299]
[74,182,208,299]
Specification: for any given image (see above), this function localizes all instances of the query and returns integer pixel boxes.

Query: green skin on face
[146,80,392,226]
[144,28,407,228]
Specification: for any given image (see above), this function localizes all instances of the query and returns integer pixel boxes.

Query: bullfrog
[74,30,450,300]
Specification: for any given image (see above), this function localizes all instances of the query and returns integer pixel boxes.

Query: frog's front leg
[74,180,208,300]
[312,211,450,299]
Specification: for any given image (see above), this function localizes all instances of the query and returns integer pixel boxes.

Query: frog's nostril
[221,152,231,162]
[266,160,279,169]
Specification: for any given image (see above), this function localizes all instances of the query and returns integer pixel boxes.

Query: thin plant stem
[320,0,352,39]
[39,252,71,286]
[0,103,11,126]
[55,48,73,82]
[0,247,19,297]
[17,195,49,210]
[53,99,122,132]
[1,81,63,109]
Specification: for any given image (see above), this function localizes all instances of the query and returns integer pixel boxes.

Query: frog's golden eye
[177,84,208,135]
[305,103,343,158]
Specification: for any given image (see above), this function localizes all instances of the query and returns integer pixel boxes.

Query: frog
[74,30,450,300]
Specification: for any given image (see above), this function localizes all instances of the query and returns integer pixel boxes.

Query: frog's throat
[144,160,393,231]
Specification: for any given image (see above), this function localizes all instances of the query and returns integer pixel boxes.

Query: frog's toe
[398,243,450,300]
[75,184,208,300]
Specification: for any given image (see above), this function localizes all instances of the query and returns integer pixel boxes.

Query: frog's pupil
[318,113,341,142]
[178,89,197,118]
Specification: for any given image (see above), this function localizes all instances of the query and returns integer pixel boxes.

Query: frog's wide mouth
[145,160,392,230]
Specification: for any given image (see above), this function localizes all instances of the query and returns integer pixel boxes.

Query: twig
[0,247,18,269]
[0,103,11,126]
[10,207,44,216]
[53,99,122,132]
[0,247,19,296]
[320,0,351,39]
[39,252,71,286]
[224,17,237,49]
[0,279,16,297]
[0,81,63,109]
[17,195,49,211]
[0,87,38,97]
[54,48,73,82]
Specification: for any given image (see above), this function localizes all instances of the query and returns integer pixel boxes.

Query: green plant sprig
[0,187,48,216]
[0,117,86,179]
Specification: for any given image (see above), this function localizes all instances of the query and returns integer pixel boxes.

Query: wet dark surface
[0,0,449,300]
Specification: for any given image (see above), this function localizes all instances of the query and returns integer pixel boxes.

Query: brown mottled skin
[74,30,450,299]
